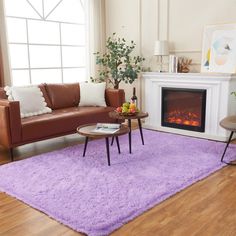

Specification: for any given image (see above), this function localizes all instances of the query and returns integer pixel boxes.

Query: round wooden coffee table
[77,123,129,166]
[109,111,149,153]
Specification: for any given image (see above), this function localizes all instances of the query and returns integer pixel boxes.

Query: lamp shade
[154,40,169,56]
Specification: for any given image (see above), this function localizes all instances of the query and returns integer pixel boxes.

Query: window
[4,0,88,85]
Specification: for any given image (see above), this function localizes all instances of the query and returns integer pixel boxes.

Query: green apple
[122,107,128,113]
[122,102,130,108]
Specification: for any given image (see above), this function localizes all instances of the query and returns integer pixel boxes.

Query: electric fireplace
[161,88,206,132]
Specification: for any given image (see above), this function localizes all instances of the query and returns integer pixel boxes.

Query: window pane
[11,70,30,86]
[4,0,41,19]
[9,44,29,69]
[44,0,64,18]
[31,69,62,84]
[27,0,43,17]
[6,18,27,43]
[61,24,85,45]
[62,46,86,67]
[81,0,85,7]
[47,0,85,24]
[29,45,61,68]
[5,0,88,86]
[63,68,86,83]
[28,20,60,45]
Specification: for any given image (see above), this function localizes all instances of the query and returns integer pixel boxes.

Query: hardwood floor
[1,129,236,236]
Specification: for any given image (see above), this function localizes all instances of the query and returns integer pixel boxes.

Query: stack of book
[93,123,120,134]
[169,55,178,73]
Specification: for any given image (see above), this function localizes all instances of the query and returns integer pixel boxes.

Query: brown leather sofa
[0,83,125,161]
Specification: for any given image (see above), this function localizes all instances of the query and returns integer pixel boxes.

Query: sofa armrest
[0,99,21,147]
[105,89,125,108]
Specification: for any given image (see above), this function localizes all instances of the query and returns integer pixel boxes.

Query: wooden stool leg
[221,131,236,165]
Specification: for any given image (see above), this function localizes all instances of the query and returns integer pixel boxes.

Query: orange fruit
[130,103,136,109]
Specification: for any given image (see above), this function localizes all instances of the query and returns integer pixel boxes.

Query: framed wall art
[201,23,236,73]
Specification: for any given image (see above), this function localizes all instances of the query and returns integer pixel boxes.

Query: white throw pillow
[79,82,107,107]
[4,85,52,118]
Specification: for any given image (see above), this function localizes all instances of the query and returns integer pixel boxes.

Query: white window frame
[4,0,90,85]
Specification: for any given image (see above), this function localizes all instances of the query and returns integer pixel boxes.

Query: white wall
[105,0,236,102]
[105,0,141,101]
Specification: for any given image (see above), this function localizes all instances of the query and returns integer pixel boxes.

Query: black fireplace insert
[161,88,206,132]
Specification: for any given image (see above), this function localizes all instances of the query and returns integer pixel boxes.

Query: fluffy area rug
[0,129,235,236]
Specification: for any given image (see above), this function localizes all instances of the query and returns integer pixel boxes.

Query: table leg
[105,137,111,166]
[115,136,121,154]
[111,136,114,146]
[128,119,132,153]
[83,137,89,157]
[138,118,144,145]
[111,118,119,146]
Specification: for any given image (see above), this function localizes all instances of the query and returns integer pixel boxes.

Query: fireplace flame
[166,110,200,127]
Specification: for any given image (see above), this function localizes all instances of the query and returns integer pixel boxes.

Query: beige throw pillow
[79,82,107,107]
[4,85,52,118]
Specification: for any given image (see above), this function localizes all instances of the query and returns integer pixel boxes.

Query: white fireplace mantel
[142,72,236,141]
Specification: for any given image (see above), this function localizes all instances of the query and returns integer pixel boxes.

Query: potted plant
[91,33,145,89]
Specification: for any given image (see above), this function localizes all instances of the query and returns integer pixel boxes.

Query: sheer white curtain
[0,0,11,86]
[88,0,106,79]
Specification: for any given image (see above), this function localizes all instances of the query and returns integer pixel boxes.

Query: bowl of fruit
[116,102,139,116]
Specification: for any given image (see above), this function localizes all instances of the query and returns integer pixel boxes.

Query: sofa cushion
[46,83,80,110]
[21,106,115,142]
[4,85,52,118]
[1,85,52,107]
[79,82,106,107]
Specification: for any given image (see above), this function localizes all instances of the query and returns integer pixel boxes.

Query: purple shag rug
[0,129,235,236]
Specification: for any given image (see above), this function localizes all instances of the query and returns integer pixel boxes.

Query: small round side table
[109,111,149,153]
[77,123,129,166]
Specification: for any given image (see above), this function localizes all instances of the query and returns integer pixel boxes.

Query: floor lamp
[154,40,169,72]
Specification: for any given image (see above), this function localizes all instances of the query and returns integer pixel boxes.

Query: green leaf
[92,33,145,87]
